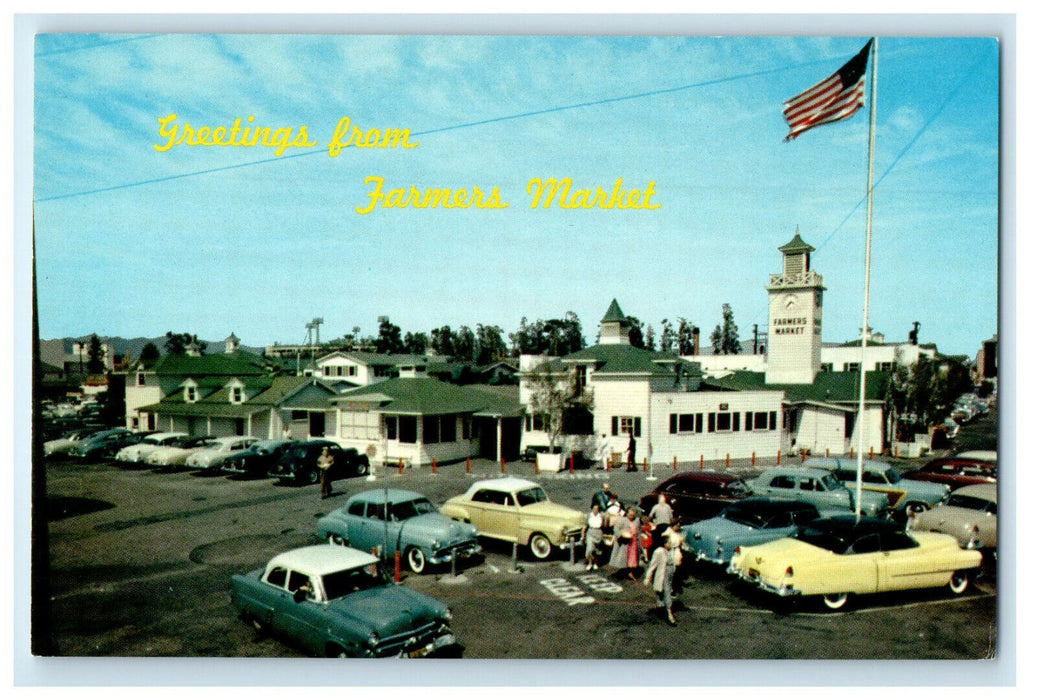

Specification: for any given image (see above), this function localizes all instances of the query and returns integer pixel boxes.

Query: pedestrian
[645,530,680,625]
[591,482,612,512]
[608,506,637,574]
[598,433,610,471]
[648,494,673,546]
[318,446,334,499]
[583,504,605,571]
[626,431,637,471]
[604,492,623,528]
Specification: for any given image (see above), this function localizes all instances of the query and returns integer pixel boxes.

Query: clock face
[784,294,797,310]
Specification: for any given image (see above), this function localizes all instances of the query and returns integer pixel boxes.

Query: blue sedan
[317,489,480,574]
[682,498,820,566]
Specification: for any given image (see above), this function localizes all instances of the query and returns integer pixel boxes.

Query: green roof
[702,369,889,403]
[557,343,693,378]
[600,299,626,323]
[149,350,268,377]
[778,231,814,254]
[335,377,522,417]
[139,375,314,418]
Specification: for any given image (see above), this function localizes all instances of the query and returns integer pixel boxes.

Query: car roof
[465,477,539,494]
[724,498,818,515]
[348,489,427,504]
[148,432,187,440]
[757,466,838,479]
[267,544,378,575]
[659,471,743,487]
[800,515,904,538]
[951,483,998,501]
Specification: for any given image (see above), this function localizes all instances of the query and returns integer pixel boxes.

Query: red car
[903,457,997,490]
[638,471,752,523]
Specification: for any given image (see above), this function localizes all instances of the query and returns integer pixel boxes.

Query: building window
[291,410,307,421]
[844,362,860,373]
[526,414,548,432]
[234,418,245,436]
[323,366,331,376]
[185,386,197,403]
[231,387,243,403]
[611,416,641,437]
[820,363,833,372]
[385,416,397,440]
[399,416,417,444]
[136,373,145,386]
[440,415,457,443]
[341,410,379,440]
[461,416,472,440]
[708,412,740,432]
[668,413,703,434]
[573,366,587,396]
[877,362,893,372]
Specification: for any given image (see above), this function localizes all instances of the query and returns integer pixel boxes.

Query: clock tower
[765,230,825,384]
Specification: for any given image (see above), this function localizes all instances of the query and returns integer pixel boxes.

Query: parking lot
[40,437,998,663]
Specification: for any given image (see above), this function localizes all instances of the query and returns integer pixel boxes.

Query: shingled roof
[333,377,522,417]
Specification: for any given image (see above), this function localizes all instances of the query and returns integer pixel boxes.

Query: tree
[525,359,594,452]
[627,316,645,349]
[403,331,429,354]
[165,332,205,355]
[475,324,508,365]
[139,342,160,365]
[887,354,975,439]
[658,319,675,354]
[375,318,404,354]
[509,312,585,357]
[86,335,105,374]
[454,326,476,362]
[710,304,740,355]
[430,326,455,357]
[676,318,696,355]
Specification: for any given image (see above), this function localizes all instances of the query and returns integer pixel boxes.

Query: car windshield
[390,498,437,520]
[819,473,843,491]
[322,564,391,600]
[516,487,548,506]
[721,505,768,529]
[945,494,995,512]
[285,444,312,458]
[883,467,902,484]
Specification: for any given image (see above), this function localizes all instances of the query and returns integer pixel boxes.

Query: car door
[874,531,942,592]
[273,569,327,656]
[798,475,851,512]
[352,502,396,556]
[468,489,516,540]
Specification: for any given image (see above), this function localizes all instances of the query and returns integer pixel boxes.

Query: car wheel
[822,592,849,610]
[528,533,553,560]
[355,458,369,477]
[304,469,319,485]
[949,570,970,595]
[406,547,427,573]
[328,534,348,547]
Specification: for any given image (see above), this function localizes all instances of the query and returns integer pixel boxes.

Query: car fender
[439,503,472,524]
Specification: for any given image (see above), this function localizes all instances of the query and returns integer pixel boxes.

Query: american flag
[783,39,873,141]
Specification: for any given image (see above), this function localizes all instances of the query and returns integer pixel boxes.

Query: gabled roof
[702,369,889,404]
[555,343,697,378]
[147,350,268,377]
[139,375,316,418]
[333,377,522,417]
[316,350,431,367]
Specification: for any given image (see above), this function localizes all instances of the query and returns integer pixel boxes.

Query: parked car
[145,435,218,468]
[268,439,370,485]
[221,439,295,479]
[955,450,997,463]
[317,489,481,573]
[44,428,96,457]
[230,544,456,658]
[682,498,820,567]
[747,466,890,518]
[440,477,586,560]
[115,432,187,464]
[637,471,753,524]
[184,436,259,472]
[728,515,983,610]
[908,483,997,551]
[903,457,997,490]
[804,457,949,517]
[69,429,141,460]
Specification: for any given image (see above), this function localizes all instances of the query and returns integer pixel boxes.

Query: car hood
[327,585,448,637]
[519,501,586,524]
[403,513,478,542]
[687,517,757,543]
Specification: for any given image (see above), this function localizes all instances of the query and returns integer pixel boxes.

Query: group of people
[596,431,641,472]
[583,483,684,626]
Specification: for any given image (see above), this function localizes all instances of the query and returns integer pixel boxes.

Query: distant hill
[41,335,267,363]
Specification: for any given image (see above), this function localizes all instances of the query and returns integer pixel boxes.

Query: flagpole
[855,38,878,522]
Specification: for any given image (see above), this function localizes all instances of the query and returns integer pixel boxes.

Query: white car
[146,435,218,467]
[115,432,187,464]
[44,428,96,457]
[185,436,259,471]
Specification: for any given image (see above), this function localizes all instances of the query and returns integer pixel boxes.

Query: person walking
[645,529,682,625]
[608,507,637,573]
[591,482,613,512]
[626,431,637,472]
[648,494,673,547]
[318,446,335,499]
[583,504,605,571]
[598,433,610,471]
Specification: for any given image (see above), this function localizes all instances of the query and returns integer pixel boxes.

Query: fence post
[751,451,756,467]
[699,455,704,470]
[725,453,730,469]
[777,450,781,465]
[398,457,403,475]
[673,456,677,472]
[534,455,539,475]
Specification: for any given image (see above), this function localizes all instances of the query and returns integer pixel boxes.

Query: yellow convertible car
[729,516,982,610]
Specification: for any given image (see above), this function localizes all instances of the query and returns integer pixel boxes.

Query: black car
[69,429,143,460]
[268,439,370,485]
[222,439,295,479]
[638,471,753,523]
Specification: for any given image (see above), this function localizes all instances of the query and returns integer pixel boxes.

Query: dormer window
[231,386,243,403]
[184,385,198,403]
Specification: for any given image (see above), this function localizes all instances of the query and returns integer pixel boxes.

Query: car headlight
[367,632,379,647]
[444,607,453,621]
[431,540,441,550]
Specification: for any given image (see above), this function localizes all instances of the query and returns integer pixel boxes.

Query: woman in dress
[583,504,605,570]
[608,507,636,570]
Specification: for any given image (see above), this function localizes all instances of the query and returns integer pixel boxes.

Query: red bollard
[777,450,781,465]
[673,456,677,472]
[751,452,756,466]
[501,457,505,474]
[850,447,855,459]
[466,457,471,473]
[569,454,574,474]
[699,455,704,470]
[725,453,730,469]
[394,550,401,583]
[826,448,830,458]
[398,457,403,475]
[894,444,899,458]
[534,455,539,475]
[643,457,647,473]
[432,458,437,475]
[869,446,874,459]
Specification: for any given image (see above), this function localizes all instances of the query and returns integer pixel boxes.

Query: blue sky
[31,32,1000,357]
